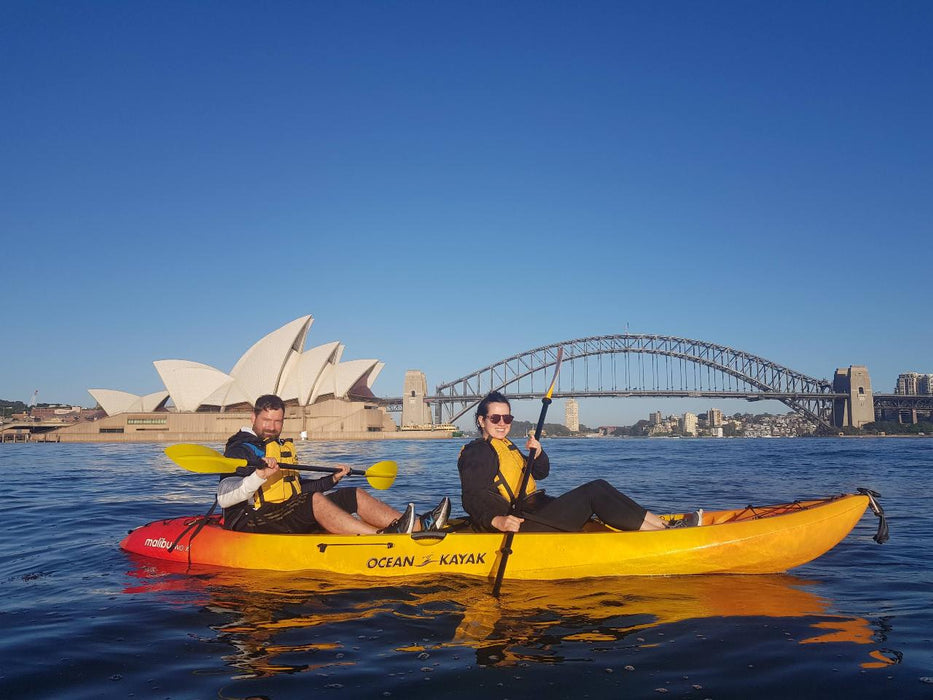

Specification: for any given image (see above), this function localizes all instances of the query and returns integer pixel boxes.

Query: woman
[457,391,697,533]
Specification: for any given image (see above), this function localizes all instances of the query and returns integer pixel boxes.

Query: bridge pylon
[831,366,874,429]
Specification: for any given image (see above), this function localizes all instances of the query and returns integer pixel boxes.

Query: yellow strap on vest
[489,438,536,504]
[253,438,300,508]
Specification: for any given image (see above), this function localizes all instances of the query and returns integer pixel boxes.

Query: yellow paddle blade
[165,443,398,488]
[165,444,247,473]
[364,460,398,490]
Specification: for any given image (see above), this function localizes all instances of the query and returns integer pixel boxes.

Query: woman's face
[479,401,513,440]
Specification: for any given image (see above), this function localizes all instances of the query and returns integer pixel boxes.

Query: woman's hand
[332,464,351,483]
[525,435,542,454]
[491,514,524,532]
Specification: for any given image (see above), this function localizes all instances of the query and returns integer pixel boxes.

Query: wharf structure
[2,315,452,443]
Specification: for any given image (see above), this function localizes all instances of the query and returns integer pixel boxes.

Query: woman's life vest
[248,438,300,509]
[489,437,537,504]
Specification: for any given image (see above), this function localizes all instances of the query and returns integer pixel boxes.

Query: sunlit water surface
[2,438,931,698]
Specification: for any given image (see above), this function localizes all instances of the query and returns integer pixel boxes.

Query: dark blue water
[2,438,931,698]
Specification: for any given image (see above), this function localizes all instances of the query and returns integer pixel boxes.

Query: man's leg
[311,492,378,534]
[354,489,409,529]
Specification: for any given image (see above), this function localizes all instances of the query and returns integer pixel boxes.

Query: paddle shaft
[244,457,365,478]
[492,348,563,596]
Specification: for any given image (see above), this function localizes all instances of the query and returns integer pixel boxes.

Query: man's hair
[254,394,285,415]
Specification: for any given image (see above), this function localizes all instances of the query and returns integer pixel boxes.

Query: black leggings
[520,479,648,532]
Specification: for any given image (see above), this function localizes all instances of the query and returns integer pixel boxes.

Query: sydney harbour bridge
[384,335,928,431]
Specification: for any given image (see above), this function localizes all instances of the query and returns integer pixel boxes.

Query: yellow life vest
[253,438,300,508]
[489,437,537,504]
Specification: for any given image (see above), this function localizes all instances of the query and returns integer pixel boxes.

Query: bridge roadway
[379,393,921,414]
[375,389,933,427]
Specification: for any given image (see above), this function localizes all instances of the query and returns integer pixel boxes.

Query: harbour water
[2,437,931,698]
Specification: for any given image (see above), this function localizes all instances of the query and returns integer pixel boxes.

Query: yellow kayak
[120,491,886,579]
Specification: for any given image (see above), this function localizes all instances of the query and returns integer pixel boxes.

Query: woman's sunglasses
[485,414,514,424]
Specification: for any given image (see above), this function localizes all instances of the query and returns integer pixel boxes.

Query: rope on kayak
[857,487,889,544]
[167,499,218,569]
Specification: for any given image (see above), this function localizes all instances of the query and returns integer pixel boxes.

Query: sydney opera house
[47,315,438,442]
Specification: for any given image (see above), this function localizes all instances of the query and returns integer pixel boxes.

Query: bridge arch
[431,335,835,428]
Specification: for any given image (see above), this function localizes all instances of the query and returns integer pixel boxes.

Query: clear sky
[3,1,931,426]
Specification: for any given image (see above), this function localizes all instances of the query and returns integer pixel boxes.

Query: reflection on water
[123,557,895,681]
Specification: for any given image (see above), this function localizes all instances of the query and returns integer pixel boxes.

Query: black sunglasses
[485,414,514,424]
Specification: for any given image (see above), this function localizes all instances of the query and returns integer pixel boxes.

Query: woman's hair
[475,391,510,430]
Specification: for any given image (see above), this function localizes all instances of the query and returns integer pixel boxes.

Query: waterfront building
[19,315,451,443]
[565,398,580,432]
[681,412,698,436]
[707,408,723,427]
[650,410,663,426]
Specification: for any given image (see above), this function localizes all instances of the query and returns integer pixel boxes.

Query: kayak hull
[120,493,870,579]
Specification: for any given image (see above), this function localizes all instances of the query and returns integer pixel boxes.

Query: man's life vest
[247,438,300,509]
[489,437,537,504]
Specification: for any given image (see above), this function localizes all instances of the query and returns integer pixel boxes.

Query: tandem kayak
[120,490,887,580]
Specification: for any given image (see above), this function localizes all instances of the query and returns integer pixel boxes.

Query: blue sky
[3,1,931,426]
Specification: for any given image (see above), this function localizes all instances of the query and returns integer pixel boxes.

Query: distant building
[681,412,698,436]
[923,375,933,395]
[28,314,446,442]
[565,398,580,432]
[650,410,663,426]
[707,408,723,427]
[898,372,933,395]
[896,372,921,394]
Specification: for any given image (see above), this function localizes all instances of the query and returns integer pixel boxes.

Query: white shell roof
[229,315,313,401]
[153,360,232,413]
[278,341,341,405]
[88,389,169,415]
[335,359,382,398]
[89,315,385,415]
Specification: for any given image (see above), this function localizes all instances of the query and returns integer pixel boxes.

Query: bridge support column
[832,366,874,429]
[402,370,432,428]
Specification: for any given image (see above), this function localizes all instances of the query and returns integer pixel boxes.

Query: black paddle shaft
[245,457,364,477]
[491,395,553,597]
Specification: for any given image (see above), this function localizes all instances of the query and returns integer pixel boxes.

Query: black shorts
[232,487,359,534]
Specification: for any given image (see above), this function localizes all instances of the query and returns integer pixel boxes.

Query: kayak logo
[144,536,187,552]
[366,551,487,570]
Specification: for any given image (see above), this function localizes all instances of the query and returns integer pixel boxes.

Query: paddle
[491,347,564,597]
[164,443,398,490]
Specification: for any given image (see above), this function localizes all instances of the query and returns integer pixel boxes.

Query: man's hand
[255,457,279,479]
[331,464,351,484]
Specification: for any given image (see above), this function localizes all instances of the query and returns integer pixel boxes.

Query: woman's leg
[530,479,664,532]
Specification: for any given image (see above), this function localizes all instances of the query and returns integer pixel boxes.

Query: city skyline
[3,2,931,427]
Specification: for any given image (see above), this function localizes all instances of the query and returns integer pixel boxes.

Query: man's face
[252,408,285,441]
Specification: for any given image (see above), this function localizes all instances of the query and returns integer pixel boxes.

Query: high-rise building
[650,410,663,426]
[707,408,723,427]
[565,398,580,432]
[921,375,933,395]
[681,412,698,436]
[896,372,921,395]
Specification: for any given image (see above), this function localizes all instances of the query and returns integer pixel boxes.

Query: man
[217,394,450,535]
